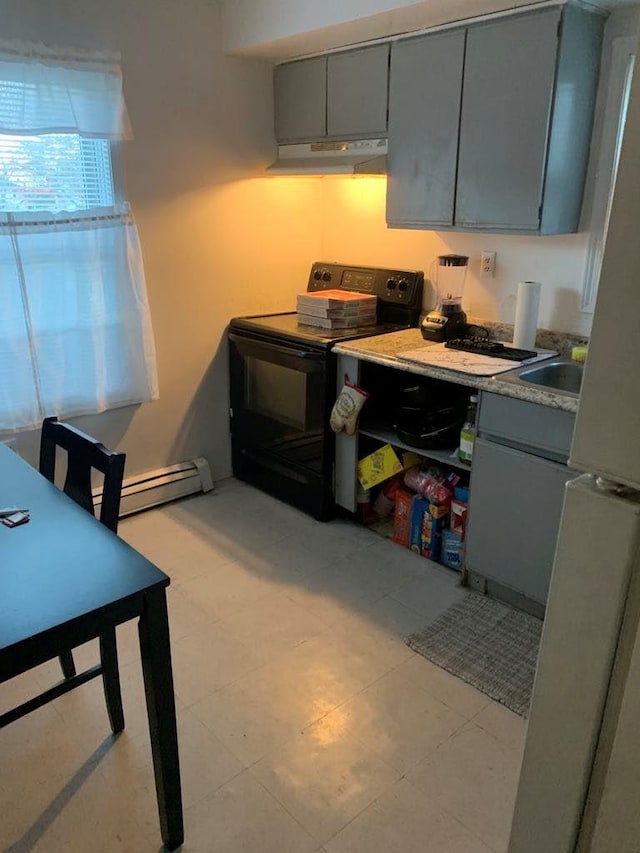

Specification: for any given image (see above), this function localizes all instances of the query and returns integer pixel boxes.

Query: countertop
[334,329,579,414]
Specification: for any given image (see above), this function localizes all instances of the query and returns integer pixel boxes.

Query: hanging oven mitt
[330,376,369,435]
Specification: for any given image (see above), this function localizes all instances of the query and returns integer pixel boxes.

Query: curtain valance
[0,38,132,139]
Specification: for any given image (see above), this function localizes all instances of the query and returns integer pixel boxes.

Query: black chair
[39,416,125,534]
[39,417,126,712]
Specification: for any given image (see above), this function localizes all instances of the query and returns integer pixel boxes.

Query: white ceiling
[222,0,640,61]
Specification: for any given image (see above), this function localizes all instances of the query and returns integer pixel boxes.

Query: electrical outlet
[480,251,496,279]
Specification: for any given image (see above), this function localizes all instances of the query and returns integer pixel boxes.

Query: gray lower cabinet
[478,392,576,462]
[274,45,389,143]
[386,4,603,234]
[386,28,465,228]
[466,436,574,605]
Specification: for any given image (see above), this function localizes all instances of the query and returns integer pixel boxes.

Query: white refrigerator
[508,36,640,853]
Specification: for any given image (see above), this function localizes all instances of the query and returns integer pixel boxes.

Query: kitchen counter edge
[333,330,579,414]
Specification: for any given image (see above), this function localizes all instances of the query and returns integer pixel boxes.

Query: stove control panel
[307,262,423,310]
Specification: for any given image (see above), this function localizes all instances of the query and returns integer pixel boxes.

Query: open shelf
[367,516,394,540]
[359,425,471,472]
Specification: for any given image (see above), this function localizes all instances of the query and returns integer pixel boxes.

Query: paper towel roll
[513,281,541,350]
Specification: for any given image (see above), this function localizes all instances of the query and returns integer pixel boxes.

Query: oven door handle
[229,332,325,362]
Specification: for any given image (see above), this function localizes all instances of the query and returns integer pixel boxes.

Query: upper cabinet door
[274,57,327,143]
[327,44,389,139]
[386,29,466,228]
[455,8,560,231]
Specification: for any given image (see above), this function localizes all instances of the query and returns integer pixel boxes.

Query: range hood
[267,139,387,176]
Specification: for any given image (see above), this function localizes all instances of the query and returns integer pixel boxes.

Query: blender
[421,254,469,342]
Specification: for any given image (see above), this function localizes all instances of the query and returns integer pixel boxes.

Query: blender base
[421,308,468,342]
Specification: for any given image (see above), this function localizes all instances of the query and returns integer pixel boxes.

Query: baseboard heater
[93,457,214,517]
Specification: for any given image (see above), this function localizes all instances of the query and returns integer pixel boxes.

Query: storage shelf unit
[359,425,470,472]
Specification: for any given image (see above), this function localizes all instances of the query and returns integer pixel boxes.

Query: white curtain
[0,207,159,430]
[0,38,132,139]
[0,40,158,431]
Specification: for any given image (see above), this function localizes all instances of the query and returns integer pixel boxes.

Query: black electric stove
[230,312,410,349]
[231,262,423,348]
[228,262,424,519]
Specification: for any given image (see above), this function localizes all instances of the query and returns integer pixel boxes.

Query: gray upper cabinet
[387,29,465,228]
[387,4,603,234]
[274,57,327,143]
[455,9,559,231]
[274,45,389,143]
[326,44,389,139]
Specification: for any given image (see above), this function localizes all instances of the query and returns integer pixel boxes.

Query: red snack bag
[423,477,453,512]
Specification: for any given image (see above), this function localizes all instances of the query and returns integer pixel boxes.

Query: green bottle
[458,395,478,464]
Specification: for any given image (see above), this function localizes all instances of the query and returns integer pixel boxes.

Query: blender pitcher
[421,254,469,342]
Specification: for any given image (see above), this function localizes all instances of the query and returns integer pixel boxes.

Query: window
[0,134,114,212]
[582,37,636,313]
[0,40,158,431]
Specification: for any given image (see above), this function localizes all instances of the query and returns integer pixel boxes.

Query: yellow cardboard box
[357,444,421,490]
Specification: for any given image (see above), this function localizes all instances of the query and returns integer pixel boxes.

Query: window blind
[0,133,114,213]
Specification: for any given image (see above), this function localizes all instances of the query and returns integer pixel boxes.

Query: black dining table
[0,443,183,850]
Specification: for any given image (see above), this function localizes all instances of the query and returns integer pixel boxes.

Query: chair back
[39,417,126,533]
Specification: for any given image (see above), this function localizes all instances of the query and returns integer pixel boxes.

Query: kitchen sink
[518,361,583,395]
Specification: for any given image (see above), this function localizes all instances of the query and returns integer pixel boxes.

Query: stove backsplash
[465,315,589,356]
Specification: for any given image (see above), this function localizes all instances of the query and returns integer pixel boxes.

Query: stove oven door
[228,330,334,519]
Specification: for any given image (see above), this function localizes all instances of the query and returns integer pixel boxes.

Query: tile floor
[0,478,527,852]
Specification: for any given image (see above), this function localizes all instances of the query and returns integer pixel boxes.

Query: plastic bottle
[458,395,478,464]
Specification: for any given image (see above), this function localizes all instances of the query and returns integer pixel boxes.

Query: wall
[2,0,323,480]
[318,178,592,336]
[221,0,540,60]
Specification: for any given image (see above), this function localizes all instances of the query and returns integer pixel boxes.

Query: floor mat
[406,593,543,717]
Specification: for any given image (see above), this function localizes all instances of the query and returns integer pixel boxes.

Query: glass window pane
[0,133,114,213]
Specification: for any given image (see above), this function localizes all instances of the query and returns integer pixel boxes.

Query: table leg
[100,627,124,734]
[138,587,183,851]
